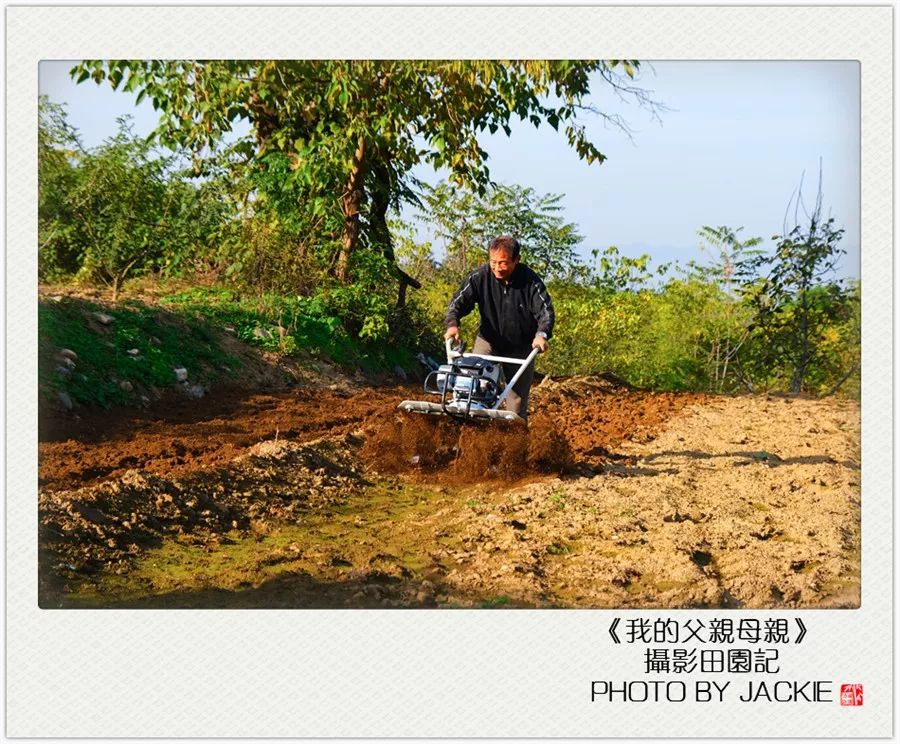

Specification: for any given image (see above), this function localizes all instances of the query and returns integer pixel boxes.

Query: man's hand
[532,334,549,353]
[444,325,460,342]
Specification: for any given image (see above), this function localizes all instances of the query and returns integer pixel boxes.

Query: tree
[694,225,764,288]
[39,97,86,280]
[61,117,223,298]
[422,181,584,282]
[742,171,849,393]
[71,59,657,291]
[691,225,764,391]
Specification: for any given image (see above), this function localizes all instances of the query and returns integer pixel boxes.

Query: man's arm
[530,276,555,340]
[444,271,479,339]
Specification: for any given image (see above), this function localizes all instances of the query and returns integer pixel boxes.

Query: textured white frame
[6,5,891,738]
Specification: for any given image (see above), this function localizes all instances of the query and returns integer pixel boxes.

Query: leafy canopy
[421,181,584,282]
[70,60,648,235]
[73,59,640,176]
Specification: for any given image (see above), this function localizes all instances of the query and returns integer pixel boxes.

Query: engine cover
[432,356,502,408]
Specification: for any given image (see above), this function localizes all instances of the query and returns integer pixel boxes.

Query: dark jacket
[445,263,555,354]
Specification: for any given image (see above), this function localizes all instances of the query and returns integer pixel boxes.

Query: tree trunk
[337,136,367,283]
[369,156,421,307]
[824,361,859,397]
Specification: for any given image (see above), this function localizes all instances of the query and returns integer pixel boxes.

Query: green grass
[158,285,418,371]
[479,595,511,608]
[39,285,427,408]
[546,541,572,556]
[39,295,241,407]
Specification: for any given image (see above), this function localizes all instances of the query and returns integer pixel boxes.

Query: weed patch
[39,296,240,407]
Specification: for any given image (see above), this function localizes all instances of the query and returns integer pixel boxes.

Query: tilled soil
[38,378,860,609]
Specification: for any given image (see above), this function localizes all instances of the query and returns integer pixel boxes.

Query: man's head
[488,236,521,281]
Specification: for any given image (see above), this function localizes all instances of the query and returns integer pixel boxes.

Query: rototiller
[398,338,539,424]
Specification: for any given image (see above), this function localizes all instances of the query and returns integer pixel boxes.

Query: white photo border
[7,5,891,738]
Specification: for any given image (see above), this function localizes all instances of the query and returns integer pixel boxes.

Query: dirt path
[38,381,859,609]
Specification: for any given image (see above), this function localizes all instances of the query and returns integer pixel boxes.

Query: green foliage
[39,97,86,280]
[72,59,642,186]
[421,181,584,282]
[544,279,706,389]
[214,214,332,296]
[39,296,240,407]
[740,178,851,393]
[479,595,511,609]
[66,118,174,295]
[588,246,665,292]
[685,227,765,391]
[692,225,765,287]
[159,286,354,360]
[42,67,859,397]
[39,104,229,294]
[71,59,653,282]
[158,283,431,372]
[741,280,859,395]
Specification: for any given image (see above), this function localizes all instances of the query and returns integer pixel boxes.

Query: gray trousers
[472,335,535,421]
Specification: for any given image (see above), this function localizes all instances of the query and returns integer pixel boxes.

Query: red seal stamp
[840,684,863,706]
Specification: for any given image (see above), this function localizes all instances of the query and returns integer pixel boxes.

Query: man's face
[489,249,519,281]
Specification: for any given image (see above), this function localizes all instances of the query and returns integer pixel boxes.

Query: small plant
[479,595,510,609]
[546,541,571,556]
[548,488,566,510]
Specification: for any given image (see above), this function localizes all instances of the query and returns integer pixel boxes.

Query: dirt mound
[39,437,364,596]
[533,376,707,453]
[40,376,701,492]
[361,413,572,482]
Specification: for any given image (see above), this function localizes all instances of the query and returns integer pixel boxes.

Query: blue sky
[39,60,860,279]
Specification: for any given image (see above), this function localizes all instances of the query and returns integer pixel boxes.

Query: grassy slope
[39,286,419,408]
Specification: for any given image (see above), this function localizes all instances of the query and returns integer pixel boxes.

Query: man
[444,235,555,421]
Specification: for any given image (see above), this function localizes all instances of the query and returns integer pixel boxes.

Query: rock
[183,383,205,399]
[416,591,436,606]
[58,356,76,370]
[253,327,272,339]
[393,365,408,381]
[173,367,188,382]
[92,312,114,325]
[140,395,151,406]
[59,348,78,362]
[127,348,140,356]
[119,381,133,393]
[57,391,73,410]
[55,365,72,377]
